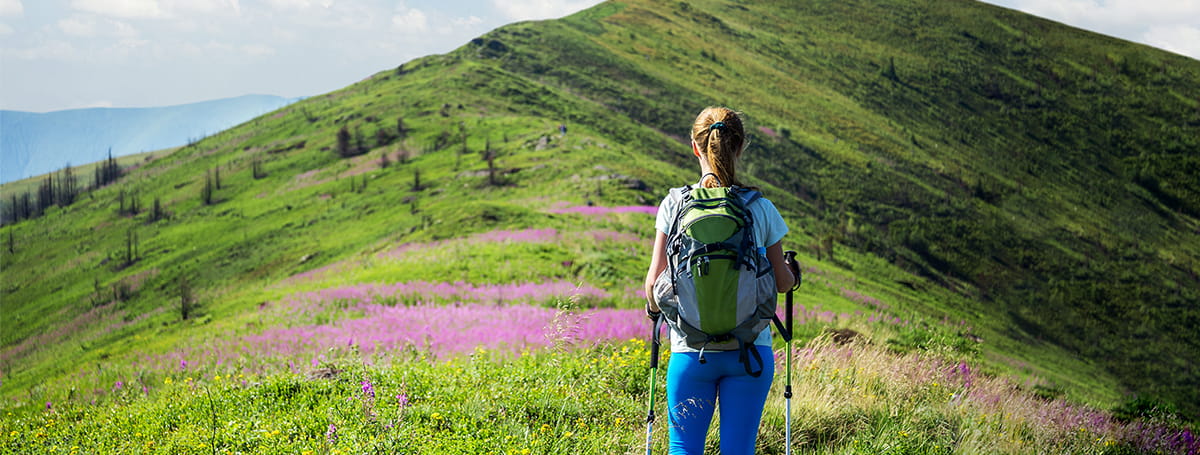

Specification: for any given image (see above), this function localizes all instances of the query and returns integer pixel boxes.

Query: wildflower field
[3,222,1196,454]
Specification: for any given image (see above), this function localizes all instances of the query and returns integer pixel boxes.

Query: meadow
[3,0,1200,452]
[3,222,1197,454]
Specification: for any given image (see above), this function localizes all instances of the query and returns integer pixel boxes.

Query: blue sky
[1,0,1197,113]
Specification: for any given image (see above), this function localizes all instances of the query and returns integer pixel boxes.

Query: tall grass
[756,336,1196,454]
[3,327,1193,454]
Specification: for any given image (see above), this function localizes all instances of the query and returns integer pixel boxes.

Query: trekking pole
[645,313,663,455]
[783,250,800,455]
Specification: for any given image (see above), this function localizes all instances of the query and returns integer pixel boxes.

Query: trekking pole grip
[784,250,800,291]
[649,314,661,369]
[783,250,798,334]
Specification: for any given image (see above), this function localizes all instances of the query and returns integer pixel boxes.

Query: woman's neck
[698,157,715,181]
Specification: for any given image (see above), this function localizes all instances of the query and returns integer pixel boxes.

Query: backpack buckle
[691,255,711,277]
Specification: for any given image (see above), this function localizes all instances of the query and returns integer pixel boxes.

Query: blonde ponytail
[691,107,747,188]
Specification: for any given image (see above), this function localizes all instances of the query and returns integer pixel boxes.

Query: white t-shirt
[654,185,789,352]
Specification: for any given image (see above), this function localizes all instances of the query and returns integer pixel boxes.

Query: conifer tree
[179,276,194,321]
[485,144,498,186]
[36,173,53,215]
[7,194,19,223]
[128,189,140,215]
[354,127,367,156]
[202,170,215,205]
[252,159,266,179]
[151,197,163,222]
[58,165,78,206]
[336,126,352,157]
[124,228,138,265]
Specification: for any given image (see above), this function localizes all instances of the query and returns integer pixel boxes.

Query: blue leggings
[666,345,774,455]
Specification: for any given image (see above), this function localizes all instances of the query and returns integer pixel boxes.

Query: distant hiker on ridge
[644,106,798,454]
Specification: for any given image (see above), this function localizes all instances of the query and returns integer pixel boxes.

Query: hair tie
[709,122,726,131]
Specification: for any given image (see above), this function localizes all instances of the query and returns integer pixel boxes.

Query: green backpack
[652,183,784,377]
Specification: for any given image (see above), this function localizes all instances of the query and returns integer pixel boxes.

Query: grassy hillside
[518,0,1200,414]
[1,0,1198,452]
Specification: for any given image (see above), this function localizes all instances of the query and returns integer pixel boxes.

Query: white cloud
[0,0,22,17]
[270,26,298,42]
[57,15,98,36]
[392,8,428,33]
[1143,24,1200,59]
[240,43,275,56]
[104,37,150,58]
[58,15,139,38]
[454,15,483,27]
[264,0,312,10]
[490,0,599,21]
[111,19,138,37]
[71,0,165,19]
[0,22,13,35]
[433,15,485,34]
[4,40,80,60]
[262,0,334,13]
[69,0,241,19]
[173,0,241,16]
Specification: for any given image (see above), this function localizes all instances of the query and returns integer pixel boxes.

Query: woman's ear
[692,140,701,157]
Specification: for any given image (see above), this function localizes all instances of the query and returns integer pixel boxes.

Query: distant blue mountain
[0,94,300,183]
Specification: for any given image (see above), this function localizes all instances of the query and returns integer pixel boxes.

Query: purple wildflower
[326,423,338,445]
[361,380,375,400]
[396,393,409,408]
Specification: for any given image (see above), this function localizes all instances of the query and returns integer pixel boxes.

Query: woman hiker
[644,106,797,454]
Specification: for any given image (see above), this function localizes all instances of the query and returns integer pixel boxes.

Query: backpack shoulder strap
[660,185,695,298]
[728,186,762,270]
[663,185,693,238]
[732,186,762,207]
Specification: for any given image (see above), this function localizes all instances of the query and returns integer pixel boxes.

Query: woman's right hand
[645,301,662,320]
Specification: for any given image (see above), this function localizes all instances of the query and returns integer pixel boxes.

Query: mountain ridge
[0,94,300,184]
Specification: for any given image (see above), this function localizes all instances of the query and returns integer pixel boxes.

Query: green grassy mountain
[2,0,1198,444]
